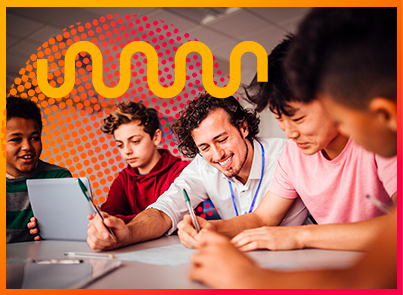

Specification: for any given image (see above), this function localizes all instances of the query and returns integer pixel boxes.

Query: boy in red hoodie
[98,101,189,223]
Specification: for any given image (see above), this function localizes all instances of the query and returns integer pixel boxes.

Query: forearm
[228,254,391,289]
[257,258,394,289]
[298,214,389,251]
[240,212,397,289]
[115,214,137,224]
[210,212,266,238]
[124,208,172,245]
[233,266,354,289]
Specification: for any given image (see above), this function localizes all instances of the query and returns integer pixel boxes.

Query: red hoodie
[101,149,190,223]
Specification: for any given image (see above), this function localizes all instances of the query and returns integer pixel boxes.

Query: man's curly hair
[171,93,260,158]
[101,101,160,138]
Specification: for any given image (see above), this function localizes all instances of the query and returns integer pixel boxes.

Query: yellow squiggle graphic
[37,41,268,99]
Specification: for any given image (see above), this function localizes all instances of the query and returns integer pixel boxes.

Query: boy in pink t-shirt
[270,138,395,225]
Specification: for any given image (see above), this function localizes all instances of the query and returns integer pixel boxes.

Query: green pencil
[183,189,200,232]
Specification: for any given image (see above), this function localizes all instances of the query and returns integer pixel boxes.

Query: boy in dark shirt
[6,96,71,243]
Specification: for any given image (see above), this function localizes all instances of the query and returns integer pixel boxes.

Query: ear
[368,97,397,133]
[153,129,162,146]
[240,121,249,139]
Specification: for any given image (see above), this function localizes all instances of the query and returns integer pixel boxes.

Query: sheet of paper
[115,244,197,266]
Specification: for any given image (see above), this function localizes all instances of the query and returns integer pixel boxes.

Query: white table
[6,235,363,289]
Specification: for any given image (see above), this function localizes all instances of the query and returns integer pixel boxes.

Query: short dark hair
[243,35,297,116]
[6,96,43,132]
[101,101,160,138]
[285,7,397,109]
[171,93,260,158]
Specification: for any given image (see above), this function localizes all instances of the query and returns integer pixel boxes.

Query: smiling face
[114,120,162,174]
[191,108,253,184]
[6,117,42,178]
[274,100,347,159]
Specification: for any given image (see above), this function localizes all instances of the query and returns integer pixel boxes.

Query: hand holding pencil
[77,178,117,243]
[177,189,217,249]
[86,211,130,251]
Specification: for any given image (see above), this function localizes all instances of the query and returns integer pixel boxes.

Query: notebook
[27,177,95,241]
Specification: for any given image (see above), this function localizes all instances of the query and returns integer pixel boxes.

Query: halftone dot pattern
[7,13,237,206]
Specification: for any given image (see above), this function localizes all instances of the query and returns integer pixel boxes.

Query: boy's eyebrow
[115,134,143,142]
[127,134,143,140]
[8,132,23,136]
[8,131,40,137]
[288,108,300,117]
[279,108,300,118]
[272,105,299,118]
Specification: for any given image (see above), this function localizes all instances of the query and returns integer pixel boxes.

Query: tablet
[27,177,95,241]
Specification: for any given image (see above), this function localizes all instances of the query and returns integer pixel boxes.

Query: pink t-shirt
[270,139,397,224]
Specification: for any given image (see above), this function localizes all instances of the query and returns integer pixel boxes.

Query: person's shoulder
[274,139,302,162]
[114,165,138,183]
[348,139,396,169]
[158,148,190,169]
[257,137,289,155]
[38,160,72,176]
[161,148,188,162]
[374,152,397,167]
[169,154,191,172]
[346,139,378,161]
[176,157,191,169]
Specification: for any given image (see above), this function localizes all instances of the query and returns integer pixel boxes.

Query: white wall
[258,109,287,139]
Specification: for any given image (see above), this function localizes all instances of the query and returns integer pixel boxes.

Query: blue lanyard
[228,140,265,216]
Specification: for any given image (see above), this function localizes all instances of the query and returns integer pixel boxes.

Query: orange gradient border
[3,1,402,294]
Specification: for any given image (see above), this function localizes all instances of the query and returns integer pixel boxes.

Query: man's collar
[247,139,263,180]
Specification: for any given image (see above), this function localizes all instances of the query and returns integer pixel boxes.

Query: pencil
[64,252,116,259]
[77,178,117,242]
[366,195,393,214]
[183,189,201,233]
